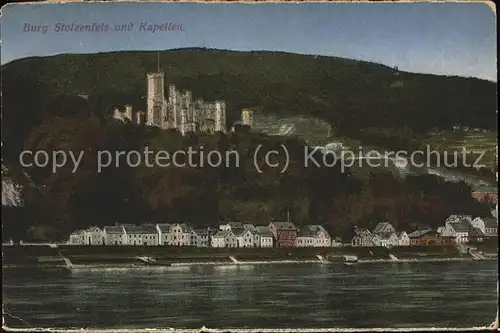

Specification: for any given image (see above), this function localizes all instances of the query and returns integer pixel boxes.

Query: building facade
[269,222,298,247]
[83,226,104,245]
[255,226,273,247]
[68,230,84,245]
[408,229,440,246]
[103,226,127,245]
[191,229,211,247]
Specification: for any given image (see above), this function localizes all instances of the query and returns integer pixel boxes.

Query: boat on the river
[343,255,358,266]
[136,256,164,266]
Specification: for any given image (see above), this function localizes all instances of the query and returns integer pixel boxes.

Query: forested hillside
[1,49,495,241]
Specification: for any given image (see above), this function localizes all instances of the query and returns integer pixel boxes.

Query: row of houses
[351,222,410,247]
[439,215,498,243]
[351,216,498,247]
[69,215,497,248]
[68,222,341,248]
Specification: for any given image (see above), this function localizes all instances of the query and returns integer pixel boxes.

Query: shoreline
[3,256,497,270]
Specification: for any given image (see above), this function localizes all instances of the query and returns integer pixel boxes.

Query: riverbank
[3,244,496,269]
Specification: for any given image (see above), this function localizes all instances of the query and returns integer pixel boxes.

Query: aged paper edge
[0,0,498,331]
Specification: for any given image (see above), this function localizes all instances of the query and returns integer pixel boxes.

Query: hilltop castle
[113,67,227,135]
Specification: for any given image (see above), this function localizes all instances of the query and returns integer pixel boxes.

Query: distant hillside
[2,48,496,134]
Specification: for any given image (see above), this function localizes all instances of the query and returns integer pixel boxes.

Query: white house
[211,230,227,248]
[255,226,273,247]
[224,230,238,248]
[296,228,316,247]
[123,225,158,246]
[191,228,211,247]
[234,228,255,247]
[396,231,410,246]
[446,220,472,244]
[471,217,498,237]
[307,225,331,247]
[167,223,192,246]
[156,223,172,245]
[472,217,498,237]
[83,226,104,245]
[379,232,399,247]
[352,228,374,247]
[471,217,486,235]
[484,217,498,237]
[68,229,84,245]
[373,222,395,235]
[437,224,456,238]
[295,225,331,247]
[103,226,127,245]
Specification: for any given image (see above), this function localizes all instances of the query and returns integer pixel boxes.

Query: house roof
[213,230,229,238]
[270,222,297,230]
[123,225,157,234]
[298,228,316,237]
[308,225,329,234]
[156,223,172,232]
[255,226,273,237]
[232,227,250,237]
[354,228,371,236]
[396,231,407,238]
[449,220,471,232]
[482,217,498,228]
[229,222,244,229]
[103,226,125,234]
[446,214,472,223]
[193,228,209,236]
[173,223,192,233]
[71,229,84,236]
[208,228,219,236]
[85,226,101,232]
[470,227,485,235]
[379,232,397,241]
[407,229,434,238]
[373,222,393,234]
[243,223,257,231]
[473,186,498,194]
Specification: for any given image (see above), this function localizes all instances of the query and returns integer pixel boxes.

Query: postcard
[1,1,498,332]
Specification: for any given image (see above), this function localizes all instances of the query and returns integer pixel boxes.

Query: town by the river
[2,261,497,329]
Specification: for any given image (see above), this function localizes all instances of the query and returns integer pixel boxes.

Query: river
[2,261,497,329]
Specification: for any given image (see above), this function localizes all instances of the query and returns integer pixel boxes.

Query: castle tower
[184,91,195,133]
[215,100,226,133]
[146,72,165,127]
[180,98,187,135]
[113,107,124,122]
[241,108,254,127]
[168,85,180,130]
[136,110,145,125]
[125,105,133,122]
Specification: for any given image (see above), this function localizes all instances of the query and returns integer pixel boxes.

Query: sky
[0,2,496,81]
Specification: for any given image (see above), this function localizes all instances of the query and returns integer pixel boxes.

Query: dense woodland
[1,49,496,241]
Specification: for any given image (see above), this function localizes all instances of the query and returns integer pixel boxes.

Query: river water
[2,261,497,329]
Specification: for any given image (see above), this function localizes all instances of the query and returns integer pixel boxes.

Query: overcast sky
[0,2,496,81]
